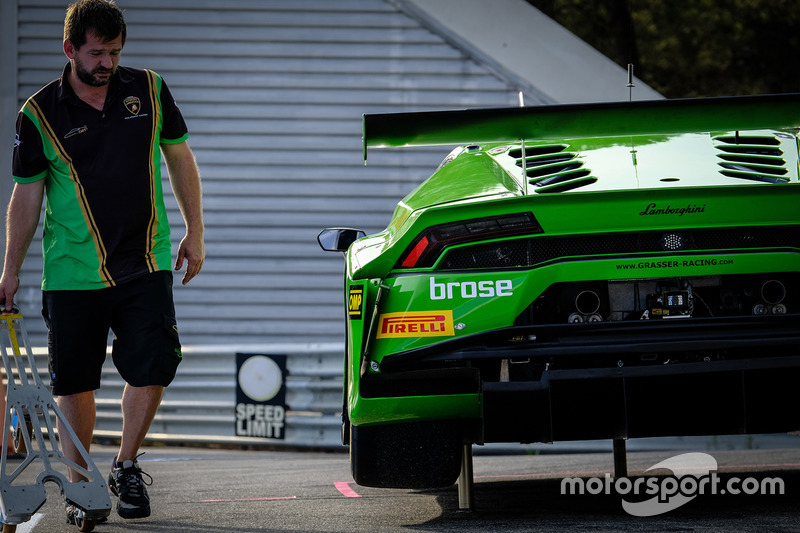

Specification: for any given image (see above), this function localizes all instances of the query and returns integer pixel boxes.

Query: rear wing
[362,93,800,161]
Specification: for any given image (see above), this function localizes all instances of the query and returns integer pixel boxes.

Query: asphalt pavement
[4,435,800,533]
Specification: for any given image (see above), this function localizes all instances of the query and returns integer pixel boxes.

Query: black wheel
[2,523,17,533]
[75,516,95,532]
[350,419,463,489]
[11,410,32,454]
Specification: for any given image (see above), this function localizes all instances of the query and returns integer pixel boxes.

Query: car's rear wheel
[349,419,463,489]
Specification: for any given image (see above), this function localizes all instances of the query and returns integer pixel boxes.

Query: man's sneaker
[108,455,153,519]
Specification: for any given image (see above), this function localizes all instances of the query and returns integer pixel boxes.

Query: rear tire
[350,419,463,489]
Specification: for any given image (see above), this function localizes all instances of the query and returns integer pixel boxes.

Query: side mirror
[317,228,366,252]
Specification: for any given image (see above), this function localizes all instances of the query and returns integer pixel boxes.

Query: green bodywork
[340,95,800,430]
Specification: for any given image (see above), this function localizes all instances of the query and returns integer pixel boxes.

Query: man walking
[0,0,204,522]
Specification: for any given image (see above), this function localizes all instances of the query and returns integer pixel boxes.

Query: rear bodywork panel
[323,94,800,488]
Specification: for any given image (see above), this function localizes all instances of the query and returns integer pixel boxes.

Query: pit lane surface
[9,441,800,532]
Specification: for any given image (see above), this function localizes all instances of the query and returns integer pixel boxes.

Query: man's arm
[0,181,45,311]
[161,141,205,285]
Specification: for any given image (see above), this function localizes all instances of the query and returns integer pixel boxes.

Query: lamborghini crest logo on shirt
[124,96,141,115]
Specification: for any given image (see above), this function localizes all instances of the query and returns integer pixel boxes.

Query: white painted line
[12,513,44,532]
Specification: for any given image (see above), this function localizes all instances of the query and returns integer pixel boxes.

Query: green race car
[319,94,800,489]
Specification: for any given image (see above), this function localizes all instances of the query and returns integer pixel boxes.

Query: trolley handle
[1,308,23,357]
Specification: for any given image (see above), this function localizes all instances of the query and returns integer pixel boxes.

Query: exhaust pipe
[761,280,786,305]
[568,290,602,323]
[753,280,787,315]
[575,290,601,315]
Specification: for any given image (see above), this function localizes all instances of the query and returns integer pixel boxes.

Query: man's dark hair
[64,0,126,49]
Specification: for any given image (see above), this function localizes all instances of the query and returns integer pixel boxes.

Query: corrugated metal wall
[14,0,542,347]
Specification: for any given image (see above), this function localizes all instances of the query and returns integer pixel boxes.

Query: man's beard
[74,59,114,87]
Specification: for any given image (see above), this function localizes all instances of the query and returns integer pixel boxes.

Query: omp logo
[430,277,513,300]
[348,285,363,320]
[376,311,454,339]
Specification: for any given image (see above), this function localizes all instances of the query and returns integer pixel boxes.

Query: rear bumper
[359,314,800,442]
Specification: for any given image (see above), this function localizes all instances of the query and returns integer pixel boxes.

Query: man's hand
[0,274,20,313]
[162,141,204,285]
[174,232,204,285]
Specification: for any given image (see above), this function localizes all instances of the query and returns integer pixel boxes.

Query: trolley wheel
[2,523,17,533]
[74,516,95,532]
[11,411,32,455]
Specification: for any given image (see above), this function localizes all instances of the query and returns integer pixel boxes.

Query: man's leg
[118,383,163,461]
[106,383,163,519]
[56,390,96,482]
[108,272,180,519]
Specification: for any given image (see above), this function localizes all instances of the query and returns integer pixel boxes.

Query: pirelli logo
[348,285,364,320]
[376,311,455,339]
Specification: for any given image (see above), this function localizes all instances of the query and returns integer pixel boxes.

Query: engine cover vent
[508,145,597,194]
[714,135,788,183]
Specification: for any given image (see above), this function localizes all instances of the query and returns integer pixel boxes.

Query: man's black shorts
[42,270,182,396]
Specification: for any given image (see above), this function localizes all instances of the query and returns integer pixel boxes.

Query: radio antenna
[627,63,635,101]
[626,0,636,101]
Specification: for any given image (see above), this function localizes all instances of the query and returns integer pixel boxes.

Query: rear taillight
[401,236,430,268]
[397,212,542,268]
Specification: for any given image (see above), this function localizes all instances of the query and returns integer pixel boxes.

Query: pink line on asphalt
[201,496,297,502]
[335,481,362,497]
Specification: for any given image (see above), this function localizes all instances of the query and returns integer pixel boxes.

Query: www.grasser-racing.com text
[617,258,734,270]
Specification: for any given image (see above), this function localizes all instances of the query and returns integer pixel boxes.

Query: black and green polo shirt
[12,63,188,290]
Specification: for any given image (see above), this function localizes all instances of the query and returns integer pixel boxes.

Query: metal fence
[24,344,347,450]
